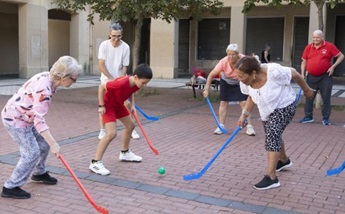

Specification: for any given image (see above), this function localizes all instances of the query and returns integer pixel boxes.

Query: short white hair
[313,30,324,37]
[50,56,82,78]
[226,44,239,53]
[253,54,260,62]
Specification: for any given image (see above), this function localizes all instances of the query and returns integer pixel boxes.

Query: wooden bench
[185,80,219,98]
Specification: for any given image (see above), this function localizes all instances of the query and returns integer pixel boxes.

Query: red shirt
[302,41,341,76]
[104,76,139,108]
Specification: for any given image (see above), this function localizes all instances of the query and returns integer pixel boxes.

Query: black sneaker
[276,158,293,172]
[1,186,31,199]
[254,175,280,190]
[31,171,58,185]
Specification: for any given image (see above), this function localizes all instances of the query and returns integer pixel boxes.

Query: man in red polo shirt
[300,30,344,125]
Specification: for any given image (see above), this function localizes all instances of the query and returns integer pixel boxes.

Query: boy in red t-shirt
[89,64,153,175]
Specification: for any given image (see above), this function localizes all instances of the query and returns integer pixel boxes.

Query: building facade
[0,0,344,79]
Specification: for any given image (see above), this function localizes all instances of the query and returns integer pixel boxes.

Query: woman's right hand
[237,114,248,128]
[50,142,60,157]
[304,87,316,100]
[202,89,209,98]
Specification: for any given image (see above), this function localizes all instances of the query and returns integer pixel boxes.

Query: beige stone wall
[90,16,110,76]
[70,10,90,75]
[0,10,18,76]
[0,0,340,79]
[48,20,70,67]
[150,19,178,78]
[0,0,92,78]
[148,2,313,77]
[18,2,49,78]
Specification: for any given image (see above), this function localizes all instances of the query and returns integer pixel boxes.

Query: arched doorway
[0,2,19,78]
[48,9,71,68]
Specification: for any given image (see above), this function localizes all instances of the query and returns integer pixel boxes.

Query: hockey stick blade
[59,154,109,214]
[135,104,159,121]
[326,161,345,176]
[183,126,241,181]
[295,88,302,105]
[132,111,159,155]
[206,97,228,134]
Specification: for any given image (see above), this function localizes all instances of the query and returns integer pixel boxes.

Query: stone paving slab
[0,85,345,214]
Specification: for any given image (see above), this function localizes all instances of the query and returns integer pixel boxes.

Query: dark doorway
[198,18,230,60]
[178,19,190,77]
[139,18,151,65]
[246,17,284,62]
[334,15,345,77]
[0,2,19,78]
[292,17,309,72]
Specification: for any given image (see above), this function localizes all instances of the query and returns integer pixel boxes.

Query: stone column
[308,2,327,109]
[150,18,177,79]
[18,3,49,78]
[70,10,90,75]
[308,2,327,41]
[230,6,245,53]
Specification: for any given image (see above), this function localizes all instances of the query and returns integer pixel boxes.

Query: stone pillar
[70,10,90,75]
[309,2,327,109]
[18,3,49,78]
[150,19,177,79]
[90,14,110,76]
[308,2,327,42]
[230,6,245,53]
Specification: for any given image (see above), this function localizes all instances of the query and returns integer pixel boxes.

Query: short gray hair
[50,56,82,79]
[110,23,123,31]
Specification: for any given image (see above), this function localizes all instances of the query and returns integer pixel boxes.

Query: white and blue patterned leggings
[3,124,49,189]
[262,102,296,152]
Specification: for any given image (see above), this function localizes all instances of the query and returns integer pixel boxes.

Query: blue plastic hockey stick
[295,88,302,105]
[183,126,241,181]
[326,161,345,176]
[135,104,159,121]
[206,97,228,134]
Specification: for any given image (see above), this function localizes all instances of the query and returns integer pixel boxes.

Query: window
[246,17,284,62]
[198,18,230,60]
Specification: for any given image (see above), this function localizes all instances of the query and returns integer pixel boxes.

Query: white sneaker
[98,129,106,140]
[246,124,256,136]
[89,160,110,175]
[131,129,140,140]
[119,150,142,162]
[214,124,225,135]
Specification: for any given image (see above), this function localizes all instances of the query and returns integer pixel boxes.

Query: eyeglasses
[111,34,122,38]
[69,77,77,83]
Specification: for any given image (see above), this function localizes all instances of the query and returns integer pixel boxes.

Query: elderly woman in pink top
[203,44,256,136]
[1,56,82,199]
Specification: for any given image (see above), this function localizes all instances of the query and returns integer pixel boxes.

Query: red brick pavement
[0,86,345,214]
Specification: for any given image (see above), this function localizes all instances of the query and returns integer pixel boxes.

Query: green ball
[158,167,166,175]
